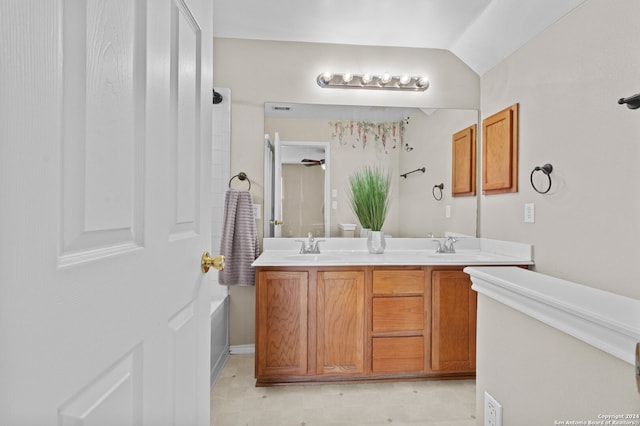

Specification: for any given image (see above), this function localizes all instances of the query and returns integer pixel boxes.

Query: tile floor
[210,354,476,426]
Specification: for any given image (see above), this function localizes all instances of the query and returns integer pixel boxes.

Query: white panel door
[0,0,214,425]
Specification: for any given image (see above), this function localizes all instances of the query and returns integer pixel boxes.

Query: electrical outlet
[484,392,503,426]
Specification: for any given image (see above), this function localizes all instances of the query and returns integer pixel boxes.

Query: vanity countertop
[252,237,533,267]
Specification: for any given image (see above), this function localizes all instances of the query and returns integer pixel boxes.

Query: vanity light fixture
[317,72,430,91]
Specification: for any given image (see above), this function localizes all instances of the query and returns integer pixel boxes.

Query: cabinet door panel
[431,270,477,372]
[373,297,424,332]
[256,271,308,377]
[372,336,424,373]
[317,271,365,375]
[452,124,477,196]
[372,270,424,295]
[482,103,518,194]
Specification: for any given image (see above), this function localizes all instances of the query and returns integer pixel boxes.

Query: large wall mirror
[264,102,479,239]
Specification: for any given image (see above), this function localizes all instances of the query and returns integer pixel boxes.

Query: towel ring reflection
[432,183,444,201]
[229,172,251,190]
[530,164,553,194]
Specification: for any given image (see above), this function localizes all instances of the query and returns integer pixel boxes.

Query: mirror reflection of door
[268,134,330,238]
[281,162,325,237]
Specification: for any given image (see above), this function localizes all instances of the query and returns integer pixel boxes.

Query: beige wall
[399,108,478,237]
[477,297,638,425]
[480,0,640,302]
[476,0,640,422]
[214,39,480,346]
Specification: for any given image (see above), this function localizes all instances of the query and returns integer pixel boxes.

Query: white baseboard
[230,344,255,355]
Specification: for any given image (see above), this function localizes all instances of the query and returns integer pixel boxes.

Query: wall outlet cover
[484,392,503,426]
[524,203,535,223]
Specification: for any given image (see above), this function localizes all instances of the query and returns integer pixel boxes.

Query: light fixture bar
[316,73,429,91]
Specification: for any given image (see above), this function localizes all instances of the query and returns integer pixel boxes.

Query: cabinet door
[256,271,308,378]
[482,103,518,195]
[431,270,477,373]
[317,271,365,376]
[452,124,477,196]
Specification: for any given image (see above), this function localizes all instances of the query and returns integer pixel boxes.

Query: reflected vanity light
[317,72,430,91]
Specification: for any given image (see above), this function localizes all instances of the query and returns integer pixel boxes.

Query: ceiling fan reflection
[301,158,325,168]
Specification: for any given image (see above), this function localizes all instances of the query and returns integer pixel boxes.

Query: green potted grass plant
[346,165,392,253]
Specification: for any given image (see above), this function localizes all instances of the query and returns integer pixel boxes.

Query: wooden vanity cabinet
[429,267,477,373]
[255,268,367,383]
[255,265,484,385]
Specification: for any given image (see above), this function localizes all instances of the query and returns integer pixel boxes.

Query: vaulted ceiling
[213,0,586,75]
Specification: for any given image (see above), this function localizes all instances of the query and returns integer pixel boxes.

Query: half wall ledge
[465,266,640,366]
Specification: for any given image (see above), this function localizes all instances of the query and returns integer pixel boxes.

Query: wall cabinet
[482,103,519,195]
[255,266,480,385]
[452,124,477,197]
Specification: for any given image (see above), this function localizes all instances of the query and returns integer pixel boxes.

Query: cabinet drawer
[373,270,424,295]
[372,336,424,373]
[372,296,424,332]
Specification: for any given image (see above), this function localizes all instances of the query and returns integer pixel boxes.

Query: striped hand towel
[218,189,259,286]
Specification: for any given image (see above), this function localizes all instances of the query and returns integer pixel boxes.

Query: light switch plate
[524,203,535,223]
[253,204,261,220]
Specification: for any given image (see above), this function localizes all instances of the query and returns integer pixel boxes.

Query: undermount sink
[282,254,341,262]
[425,252,492,262]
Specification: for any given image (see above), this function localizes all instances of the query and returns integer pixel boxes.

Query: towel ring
[229,172,251,190]
[530,164,553,194]
[432,183,444,201]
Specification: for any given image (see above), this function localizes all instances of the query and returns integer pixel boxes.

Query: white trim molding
[230,344,255,355]
[465,266,640,365]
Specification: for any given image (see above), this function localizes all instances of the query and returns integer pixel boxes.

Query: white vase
[367,231,386,254]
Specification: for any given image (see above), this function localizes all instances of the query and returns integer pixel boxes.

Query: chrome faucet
[433,236,457,253]
[296,232,324,254]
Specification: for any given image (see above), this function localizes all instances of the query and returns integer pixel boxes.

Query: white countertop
[252,237,533,267]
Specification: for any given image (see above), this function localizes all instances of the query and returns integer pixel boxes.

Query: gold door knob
[201,252,225,273]
[269,220,283,225]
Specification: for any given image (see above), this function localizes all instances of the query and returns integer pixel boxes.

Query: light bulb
[342,73,353,83]
[320,72,333,83]
[416,76,429,88]
[361,74,372,84]
[380,73,391,84]
[399,75,411,85]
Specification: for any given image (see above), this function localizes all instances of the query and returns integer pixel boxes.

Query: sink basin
[425,252,492,262]
[282,254,341,263]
